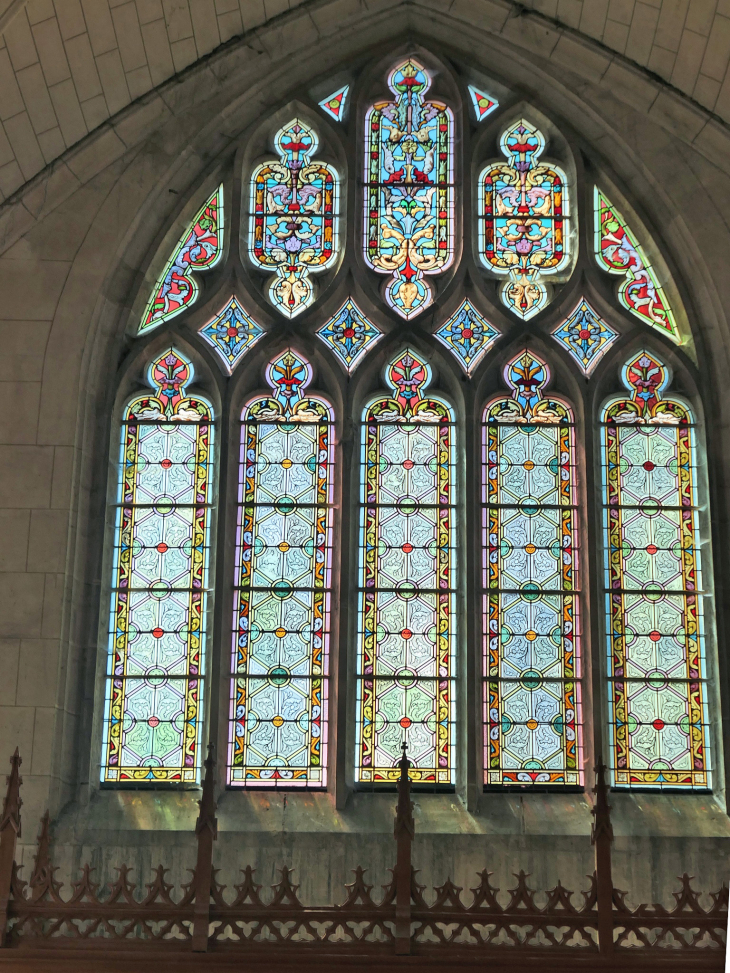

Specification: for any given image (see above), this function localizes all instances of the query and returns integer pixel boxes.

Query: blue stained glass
[316,299,383,373]
[318,85,349,121]
[433,299,500,374]
[552,297,618,375]
[199,296,265,373]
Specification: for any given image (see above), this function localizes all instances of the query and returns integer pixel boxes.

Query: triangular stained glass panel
[434,299,500,375]
[594,187,679,342]
[139,185,224,334]
[316,299,382,373]
[468,85,499,121]
[319,85,349,121]
[199,296,264,373]
[552,297,618,376]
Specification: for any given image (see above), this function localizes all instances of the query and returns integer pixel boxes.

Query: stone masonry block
[0,574,45,638]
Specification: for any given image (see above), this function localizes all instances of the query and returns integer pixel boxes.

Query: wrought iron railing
[0,746,725,967]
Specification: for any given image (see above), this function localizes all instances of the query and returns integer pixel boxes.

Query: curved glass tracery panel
[356,350,456,784]
[139,186,224,335]
[479,121,569,321]
[602,351,710,788]
[483,351,582,786]
[594,188,680,342]
[250,119,339,318]
[364,59,454,319]
[102,350,214,782]
[230,350,334,786]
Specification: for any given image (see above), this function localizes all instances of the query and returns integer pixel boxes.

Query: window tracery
[104,51,716,796]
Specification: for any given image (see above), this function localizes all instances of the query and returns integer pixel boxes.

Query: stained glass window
[199,296,264,373]
[433,299,500,375]
[316,298,383,373]
[468,85,498,121]
[483,351,582,786]
[479,121,569,320]
[230,350,333,786]
[356,349,456,784]
[364,59,454,319]
[319,85,349,121]
[602,351,709,788]
[552,297,618,376]
[102,349,214,783]
[139,186,224,334]
[594,188,679,342]
[249,119,339,318]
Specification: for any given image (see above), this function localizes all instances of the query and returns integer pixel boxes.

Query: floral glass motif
[602,351,709,789]
[365,59,454,319]
[434,299,500,375]
[319,85,349,122]
[316,298,383,373]
[102,350,214,783]
[479,120,569,321]
[250,120,339,318]
[468,85,498,121]
[199,296,264,373]
[139,186,224,334]
[483,351,582,786]
[552,297,619,376]
[357,350,456,783]
[595,188,679,342]
[230,350,334,786]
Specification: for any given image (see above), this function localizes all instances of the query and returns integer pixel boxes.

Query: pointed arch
[229,349,334,786]
[601,350,710,788]
[101,349,215,783]
[356,348,456,784]
[482,350,582,786]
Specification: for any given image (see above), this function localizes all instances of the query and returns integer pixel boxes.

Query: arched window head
[356,349,456,784]
[230,350,334,787]
[250,120,339,318]
[479,121,570,321]
[102,349,215,783]
[602,351,709,789]
[594,189,679,342]
[364,59,454,319]
[483,350,582,786]
[139,186,224,335]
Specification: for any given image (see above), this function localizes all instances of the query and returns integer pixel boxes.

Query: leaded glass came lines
[602,351,710,789]
[364,59,454,319]
[356,350,456,784]
[102,350,214,783]
[483,351,582,786]
[230,350,333,786]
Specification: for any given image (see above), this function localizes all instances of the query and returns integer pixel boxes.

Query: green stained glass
[356,349,456,784]
[602,351,710,789]
[230,350,334,787]
[101,349,214,783]
[483,350,582,787]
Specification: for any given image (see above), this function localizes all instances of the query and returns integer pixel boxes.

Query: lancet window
[98,51,717,796]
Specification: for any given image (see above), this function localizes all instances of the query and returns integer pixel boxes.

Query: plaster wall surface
[0,0,729,907]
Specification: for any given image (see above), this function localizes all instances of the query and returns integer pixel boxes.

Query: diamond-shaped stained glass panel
[552,297,618,376]
[316,299,383,373]
[199,296,265,373]
[434,299,500,375]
